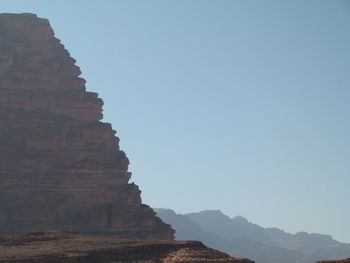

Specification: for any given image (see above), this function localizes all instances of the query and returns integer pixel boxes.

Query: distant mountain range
[155,209,350,263]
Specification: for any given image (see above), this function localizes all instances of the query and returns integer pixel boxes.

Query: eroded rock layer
[0,230,254,263]
[0,13,174,239]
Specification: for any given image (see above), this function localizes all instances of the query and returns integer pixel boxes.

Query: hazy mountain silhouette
[155,209,350,263]
[186,210,273,244]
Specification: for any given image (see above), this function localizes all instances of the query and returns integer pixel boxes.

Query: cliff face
[0,230,254,263]
[0,13,174,239]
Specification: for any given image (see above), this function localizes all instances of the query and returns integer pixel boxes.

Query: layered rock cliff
[0,13,174,239]
[0,230,254,263]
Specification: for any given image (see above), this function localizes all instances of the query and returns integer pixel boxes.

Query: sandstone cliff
[0,13,173,239]
[0,230,254,263]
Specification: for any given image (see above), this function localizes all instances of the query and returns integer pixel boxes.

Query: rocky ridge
[0,13,173,239]
[316,260,350,263]
[0,230,254,263]
[155,209,350,263]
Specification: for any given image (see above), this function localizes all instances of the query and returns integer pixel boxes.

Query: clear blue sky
[2,1,350,242]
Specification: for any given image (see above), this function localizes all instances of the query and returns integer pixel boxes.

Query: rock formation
[316,260,350,263]
[0,13,174,239]
[0,230,254,263]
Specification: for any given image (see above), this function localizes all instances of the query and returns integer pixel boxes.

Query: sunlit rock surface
[0,230,254,263]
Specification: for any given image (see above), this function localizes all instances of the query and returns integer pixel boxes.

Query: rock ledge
[0,230,254,263]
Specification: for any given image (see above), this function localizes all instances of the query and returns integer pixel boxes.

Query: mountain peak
[233,216,249,223]
[198,210,226,216]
